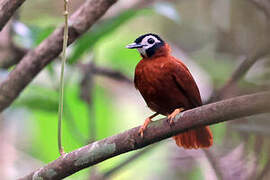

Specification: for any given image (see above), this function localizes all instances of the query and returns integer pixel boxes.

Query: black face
[126,33,165,57]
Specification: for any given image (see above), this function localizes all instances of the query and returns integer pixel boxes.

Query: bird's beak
[126,43,144,49]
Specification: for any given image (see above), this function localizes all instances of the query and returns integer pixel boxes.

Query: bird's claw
[138,117,152,138]
[138,126,145,138]
[59,148,66,156]
[167,108,184,127]
[167,115,175,126]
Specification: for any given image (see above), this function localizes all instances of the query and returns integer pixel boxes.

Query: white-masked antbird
[126,33,213,149]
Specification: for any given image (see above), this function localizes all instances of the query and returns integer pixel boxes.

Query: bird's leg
[138,112,159,138]
[167,108,185,126]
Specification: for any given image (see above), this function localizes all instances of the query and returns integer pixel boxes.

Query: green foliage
[191,49,236,88]
[34,26,55,45]
[197,58,234,87]
[68,10,143,64]
[14,82,118,163]
[188,167,203,180]
[14,86,58,112]
[211,123,226,145]
[95,33,141,76]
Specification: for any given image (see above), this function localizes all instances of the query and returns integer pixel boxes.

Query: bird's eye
[147,38,155,44]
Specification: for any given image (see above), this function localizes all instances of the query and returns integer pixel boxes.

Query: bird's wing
[170,57,202,107]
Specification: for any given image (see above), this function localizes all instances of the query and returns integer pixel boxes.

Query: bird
[126,33,213,149]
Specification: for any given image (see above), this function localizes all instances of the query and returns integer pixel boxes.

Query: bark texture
[0,0,25,31]
[20,91,270,180]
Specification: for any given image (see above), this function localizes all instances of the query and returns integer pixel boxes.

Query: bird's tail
[173,126,213,149]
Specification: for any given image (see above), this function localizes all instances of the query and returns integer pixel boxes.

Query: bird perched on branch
[126,33,213,149]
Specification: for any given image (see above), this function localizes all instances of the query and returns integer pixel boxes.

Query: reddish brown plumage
[134,43,213,149]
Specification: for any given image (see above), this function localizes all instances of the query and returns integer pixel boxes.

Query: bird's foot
[138,112,159,138]
[59,147,66,156]
[138,117,152,138]
[167,108,184,126]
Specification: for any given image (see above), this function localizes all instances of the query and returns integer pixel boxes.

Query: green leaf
[14,86,58,112]
[68,10,141,64]
[191,50,236,88]
[94,33,141,76]
[25,83,118,162]
[35,26,55,45]
[16,25,55,47]
[188,166,203,180]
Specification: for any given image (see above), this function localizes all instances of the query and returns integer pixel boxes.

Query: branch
[20,91,270,179]
[1,45,28,68]
[78,62,132,84]
[92,64,132,84]
[202,47,269,178]
[209,47,270,101]
[247,0,270,18]
[57,0,69,156]
[0,0,117,112]
[0,0,25,31]
[0,17,27,69]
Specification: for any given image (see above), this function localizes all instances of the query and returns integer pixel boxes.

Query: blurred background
[0,0,270,179]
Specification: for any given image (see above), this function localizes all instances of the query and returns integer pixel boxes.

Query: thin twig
[57,0,69,156]
[46,62,88,145]
[92,64,132,84]
[20,91,270,179]
[77,62,132,83]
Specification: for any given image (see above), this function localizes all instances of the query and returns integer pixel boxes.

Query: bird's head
[126,33,168,58]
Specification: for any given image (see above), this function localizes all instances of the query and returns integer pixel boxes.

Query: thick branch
[20,91,270,179]
[0,0,117,112]
[0,0,25,31]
